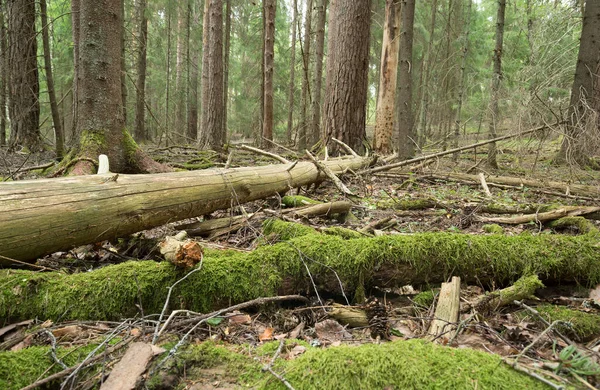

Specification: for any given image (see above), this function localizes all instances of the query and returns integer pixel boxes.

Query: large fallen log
[3,219,600,322]
[0,156,371,265]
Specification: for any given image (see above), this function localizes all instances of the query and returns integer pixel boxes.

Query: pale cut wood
[0,156,370,265]
[100,342,164,390]
[428,276,461,342]
[478,172,492,198]
[475,206,600,225]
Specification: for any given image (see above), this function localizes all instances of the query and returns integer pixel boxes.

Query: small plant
[553,344,600,377]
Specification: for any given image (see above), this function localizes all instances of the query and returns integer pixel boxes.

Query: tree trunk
[175,3,189,139]
[0,4,7,146]
[286,0,299,144]
[297,0,313,151]
[204,0,225,149]
[223,0,231,139]
[452,0,472,159]
[121,0,127,125]
[558,0,600,165]
[188,1,200,141]
[7,0,41,151]
[396,0,416,160]
[199,0,211,147]
[487,0,506,169]
[323,0,371,155]
[164,7,172,145]
[262,0,276,142]
[416,0,438,148]
[373,0,400,154]
[308,0,327,147]
[134,0,148,142]
[0,156,370,264]
[71,0,80,142]
[40,0,64,158]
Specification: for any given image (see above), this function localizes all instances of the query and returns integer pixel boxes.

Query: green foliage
[533,305,600,341]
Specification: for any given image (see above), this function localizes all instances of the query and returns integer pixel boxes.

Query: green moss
[377,198,437,211]
[263,218,317,240]
[322,227,365,239]
[413,290,435,308]
[180,162,215,170]
[0,343,100,390]
[533,305,600,341]
[122,129,140,165]
[260,339,548,389]
[547,216,596,234]
[282,195,321,207]
[483,224,504,234]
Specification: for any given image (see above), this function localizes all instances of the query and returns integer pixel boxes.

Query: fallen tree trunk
[0,156,371,265]
[3,219,600,322]
[475,206,600,224]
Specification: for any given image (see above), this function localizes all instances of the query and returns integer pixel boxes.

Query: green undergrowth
[3,219,600,322]
[526,305,600,341]
[149,339,549,389]
[0,343,101,390]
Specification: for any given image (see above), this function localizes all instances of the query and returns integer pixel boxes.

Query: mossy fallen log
[0,156,370,265]
[3,220,600,322]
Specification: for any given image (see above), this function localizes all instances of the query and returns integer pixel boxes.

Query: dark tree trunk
[121,0,127,125]
[199,0,211,146]
[204,0,225,149]
[223,0,231,139]
[134,0,148,142]
[262,0,276,142]
[71,0,80,142]
[309,0,327,147]
[188,0,201,141]
[40,0,64,157]
[396,0,416,160]
[373,0,400,154]
[175,3,189,139]
[487,0,506,169]
[452,0,472,158]
[416,0,438,148]
[0,3,7,146]
[323,0,371,155]
[286,0,298,144]
[297,0,313,151]
[558,0,600,164]
[7,0,41,151]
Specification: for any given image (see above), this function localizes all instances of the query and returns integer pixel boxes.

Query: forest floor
[1,134,600,389]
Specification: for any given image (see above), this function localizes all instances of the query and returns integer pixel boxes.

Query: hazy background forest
[0,0,587,163]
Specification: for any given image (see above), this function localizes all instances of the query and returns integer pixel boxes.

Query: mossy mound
[530,305,600,341]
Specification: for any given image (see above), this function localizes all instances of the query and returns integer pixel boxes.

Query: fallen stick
[238,144,290,164]
[475,206,600,225]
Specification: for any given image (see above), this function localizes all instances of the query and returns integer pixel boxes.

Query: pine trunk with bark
[262,0,276,142]
[71,0,81,142]
[0,4,6,146]
[188,1,200,142]
[373,0,400,155]
[487,0,506,169]
[558,0,600,164]
[223,0,231,139]
[323,0,371,155]
[204,0,225,149]
[134,0,149,142]
[309,0,327,147]
[286,0,299,144]
[199,0,211,146]
[452,0,472,158]
[416,0,438,148]
[396,0,416,160]
[7,0,41,151]
[297,0,313,151]
[175,4,189,139]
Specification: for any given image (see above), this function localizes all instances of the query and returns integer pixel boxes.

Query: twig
[225,151,234,169]
[45,330,68,369]
[478,172,492,198]
[262,339,295,390]
[514,320,567,364]
[261,136,298,155]
[0,254,54,272]
[238,144,290,164]
[305,150,357,199]
[153,259,204,344]
[513,300,576,347]
[505,359,565,390]
[332,138,359,157]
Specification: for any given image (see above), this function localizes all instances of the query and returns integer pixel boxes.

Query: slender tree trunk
[396,0,416,160]
[134,0,148,141]
[259,2,265,146]
[121,0,127,125]
[298,0,313,151]
[0,3,7,146]
[40,0,64,157]
[164,8,172,145]
[188,0,201,141]
[223,0,231,141]
[558,0,600,164]
[7,0,41,151]
[487,0,506,169]
[416,0,437,148]
[440,0,455,152]
[308,0,327,147]
[373,0,400,154]
[323,0,371,155]
[175,3,189,139]
[71,0,80,142]
[286,0,299,144]
[204,0,224,149]
[262,0,276,142]
[452,0,472,158]
[199,0,211,146]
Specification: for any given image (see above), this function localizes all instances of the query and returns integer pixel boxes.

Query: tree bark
[120,0,127,125]
[188,0,201,141]
[262,0,276,142]
[323,0,371,155]
[134,0,148,142]
[373,0,400,154]
[487,0,506,169]
[204,0,225,149]
[452,0,472,159]
[395,0,416,160]
[71,0,80,142]
[0,3,7,146]
[286,0,299,144]
[7,0,41,151]
[558,0,600,164]
[223,0,231,139]
[175,3,189,139]
[416,0,438,148]
[298,0,313,151]
[0,156,371,264]
[199,0,211,147]
[308,0,327,147]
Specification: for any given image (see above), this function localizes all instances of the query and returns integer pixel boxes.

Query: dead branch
[238,144,290,164]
